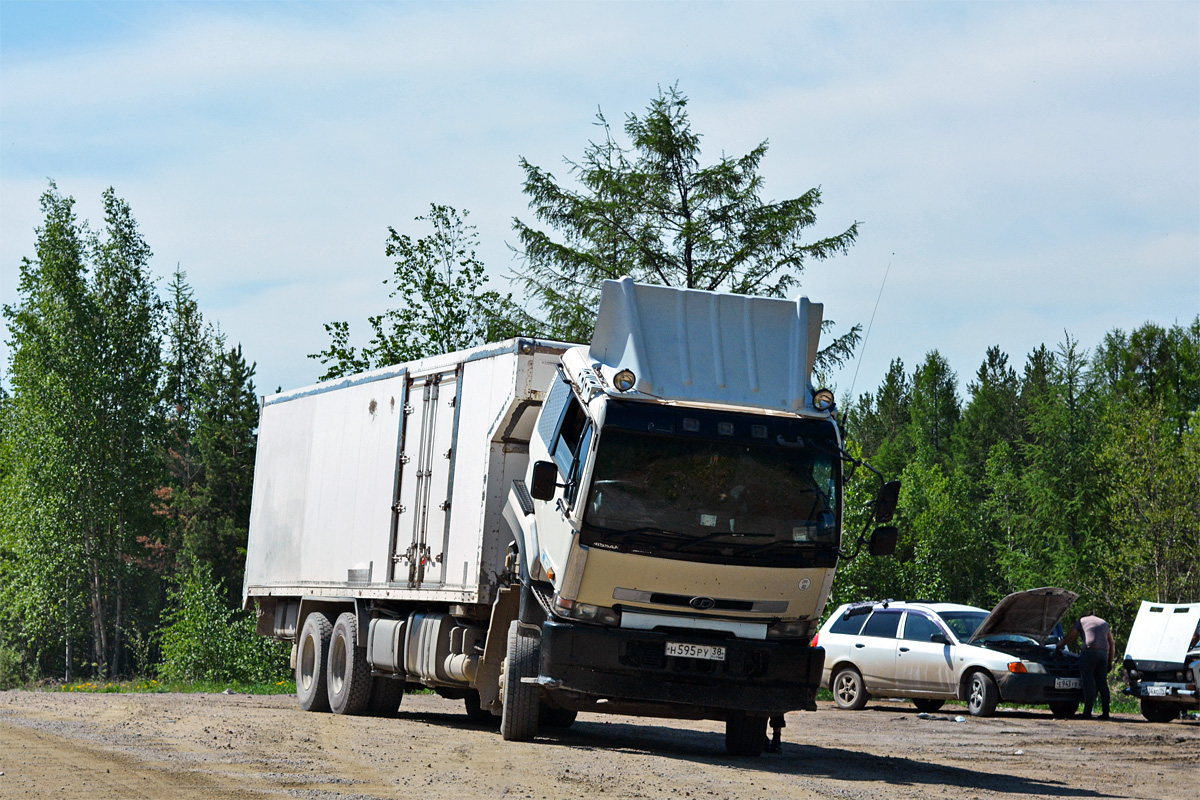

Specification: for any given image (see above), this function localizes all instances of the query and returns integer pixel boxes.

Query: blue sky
[2,1,1197,400]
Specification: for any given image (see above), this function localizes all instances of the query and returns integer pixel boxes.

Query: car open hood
[1124,601,1200,663]
[969,587,1079,645]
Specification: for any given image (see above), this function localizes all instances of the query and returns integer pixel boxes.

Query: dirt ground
[0,690,1195,800]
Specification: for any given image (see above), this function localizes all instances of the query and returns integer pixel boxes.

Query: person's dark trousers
[1079,649,1110,717]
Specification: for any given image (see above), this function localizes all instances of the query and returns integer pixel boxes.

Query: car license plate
[1146,685,1169,696]
[1054,678,1080,690]
[665,641,726,661]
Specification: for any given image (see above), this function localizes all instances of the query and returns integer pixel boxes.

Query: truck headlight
[554,595,619,626]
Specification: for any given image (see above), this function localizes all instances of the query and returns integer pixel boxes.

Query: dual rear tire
[297,611,395,716]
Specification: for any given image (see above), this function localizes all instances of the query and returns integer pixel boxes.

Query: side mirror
[868,525,898,556]
[530,460,559,501]
[874,481,901,522]
[930,633,949,645]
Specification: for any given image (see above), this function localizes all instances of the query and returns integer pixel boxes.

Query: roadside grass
[41,677,296,695]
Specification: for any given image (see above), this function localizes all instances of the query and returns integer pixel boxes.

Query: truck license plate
[1146,685,1169,696]
[666,641,726,661]
[1054,678,1080,690]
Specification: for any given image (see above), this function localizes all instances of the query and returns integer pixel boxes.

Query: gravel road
[0,690,1194,799]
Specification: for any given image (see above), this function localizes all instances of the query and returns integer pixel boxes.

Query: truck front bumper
[537,619,824,715]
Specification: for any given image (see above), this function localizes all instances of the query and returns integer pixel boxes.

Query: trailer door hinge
[399,454,410,464]
[403,404,414,415]
[439,500,451,511]
[443,448,452,459]
[392,503,406,514]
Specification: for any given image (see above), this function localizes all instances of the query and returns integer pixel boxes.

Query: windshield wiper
[673,531,772,553]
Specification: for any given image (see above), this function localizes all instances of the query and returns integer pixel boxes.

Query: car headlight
[1008,661,1047,674]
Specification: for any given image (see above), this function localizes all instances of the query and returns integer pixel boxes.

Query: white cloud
[2,1,1196,399]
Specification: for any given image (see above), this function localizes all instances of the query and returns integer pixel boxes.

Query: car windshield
[580,403,840,568]
[936,611,988,641]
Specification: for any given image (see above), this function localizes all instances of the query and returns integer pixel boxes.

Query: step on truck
[243,277,899,756]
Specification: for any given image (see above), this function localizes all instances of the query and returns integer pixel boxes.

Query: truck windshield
[580,404,841,568]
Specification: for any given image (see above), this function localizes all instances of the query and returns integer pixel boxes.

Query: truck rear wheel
[539,705,578,729]
[724,712,766,757]
[296,612,333,712]
[328,612,372,715]
[367,676,405,717]
[500,620,540,741]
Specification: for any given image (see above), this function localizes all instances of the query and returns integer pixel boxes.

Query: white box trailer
[244,278,900,756]
[245,338,566,604]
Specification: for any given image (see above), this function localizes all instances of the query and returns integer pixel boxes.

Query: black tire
[296,612,333,712]
[465,690,500,726]
[1048,700,1078,719]
[367,676,405,717]
[913,698,946,713]
[725,713,767,757]
[966,671,999,717]
[539,705,578,729]
[500,620,540,741]
[1140,698,1178,723]
[832,667,869,710]
[328,612,372,715]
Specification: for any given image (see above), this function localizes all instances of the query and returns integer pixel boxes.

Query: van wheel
[296,612,333,712]
[832,667,869,710]
[725,712,766,756]
[328,612,372,715]
[966,671,999,717]
[913,698,945,713]
[1048,700,1077,719]
[500,621,540,741]
[1140,699,1178,723]
[368,676,405,717]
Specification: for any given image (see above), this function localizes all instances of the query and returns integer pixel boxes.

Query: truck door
[391,367,460,588]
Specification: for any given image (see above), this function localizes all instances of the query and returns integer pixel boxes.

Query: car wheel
[1048,700,1078,719]
[832,667,869,710]
[912,698,945,713]
[1140,699,1178,723]
[966,671,999,717]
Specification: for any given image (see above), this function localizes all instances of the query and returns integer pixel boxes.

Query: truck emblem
[690,597,716,610]
[797,579,811,591]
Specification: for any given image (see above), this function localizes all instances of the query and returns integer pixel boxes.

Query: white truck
[243,277,898,756]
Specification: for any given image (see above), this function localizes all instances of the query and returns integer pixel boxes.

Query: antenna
[848,257,892,402]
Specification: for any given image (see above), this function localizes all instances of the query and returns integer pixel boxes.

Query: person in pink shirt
[1058,614,1115,719]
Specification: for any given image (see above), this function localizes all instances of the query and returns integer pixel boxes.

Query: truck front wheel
[500,621,540,741]
[296,612,333,712]
[725,712,767,757]
[328,612,372,715]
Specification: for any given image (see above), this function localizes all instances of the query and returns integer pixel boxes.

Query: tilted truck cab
[243,277,897,756]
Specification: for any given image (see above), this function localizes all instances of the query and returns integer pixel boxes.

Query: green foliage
[1,185,261,683]
[512,84,862,366]
[843,318,1200,649]
[0,642,35,689]
[158,563,288,684]
[312,204,535,380]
